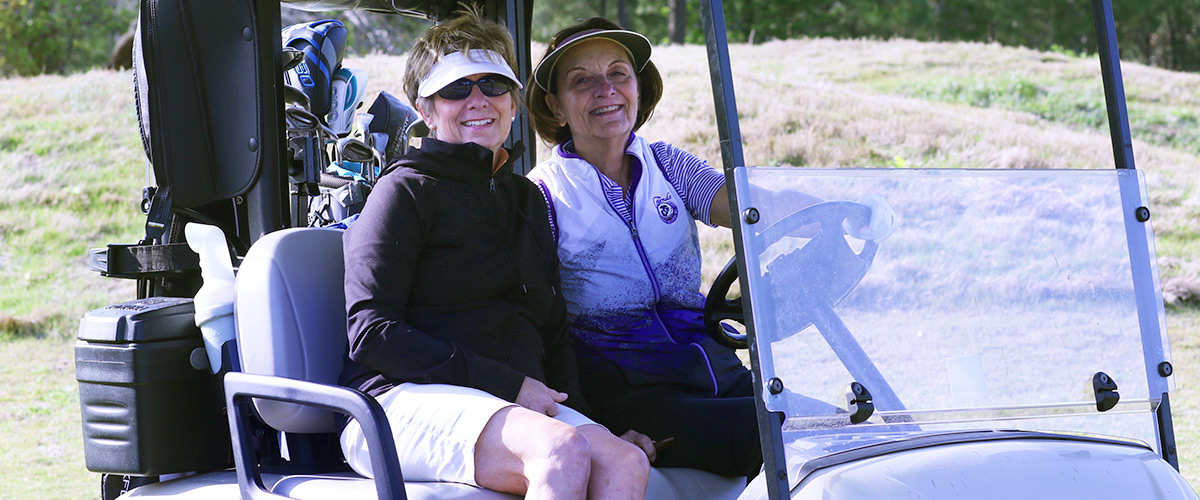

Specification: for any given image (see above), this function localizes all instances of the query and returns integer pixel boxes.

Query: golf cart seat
[221,227,746,500]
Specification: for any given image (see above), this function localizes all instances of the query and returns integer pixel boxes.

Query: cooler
[75,297,230,476]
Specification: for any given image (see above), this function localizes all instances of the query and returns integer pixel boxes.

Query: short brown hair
[526,18,663,147]
[402,6,522,114]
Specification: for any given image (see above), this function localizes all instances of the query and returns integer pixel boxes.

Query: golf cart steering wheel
[704,201,878,349]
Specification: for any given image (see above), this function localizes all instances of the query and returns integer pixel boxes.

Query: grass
[3,38,1200,498]
[0,338,92,500]
[0,69,142,341]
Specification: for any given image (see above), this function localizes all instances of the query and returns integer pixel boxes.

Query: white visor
[417,49,522,98]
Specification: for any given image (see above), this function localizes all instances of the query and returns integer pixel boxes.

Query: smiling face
[545,39,640,148]
[420,72,516,154]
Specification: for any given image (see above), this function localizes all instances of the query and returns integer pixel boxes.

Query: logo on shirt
[654,195,678,224]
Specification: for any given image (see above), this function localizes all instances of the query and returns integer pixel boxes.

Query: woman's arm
[654,142,818,229]
[709,184,732,228]
[709,183,825,229]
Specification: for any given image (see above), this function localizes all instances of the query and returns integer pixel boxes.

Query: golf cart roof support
[699,0,788,499]
[486,0,536,175]
[1092,0,1179,469]
[247,0,290,242]
[1158,392,1180,469]
[1092,0,1136,171]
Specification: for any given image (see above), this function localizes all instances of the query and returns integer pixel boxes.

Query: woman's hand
[844,194,897,242]
[516,377,568,416]
[619,430,658,462]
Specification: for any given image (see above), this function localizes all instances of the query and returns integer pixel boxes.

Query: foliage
[0,0,133,77]
[3,0,1200,76]
[533,0,1200,72]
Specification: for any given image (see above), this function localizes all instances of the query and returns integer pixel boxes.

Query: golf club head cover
[282,19,348,118]
[328,67,369,136]
[367,91,425,164]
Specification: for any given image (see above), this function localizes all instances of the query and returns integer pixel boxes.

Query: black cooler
[76,297,230,476]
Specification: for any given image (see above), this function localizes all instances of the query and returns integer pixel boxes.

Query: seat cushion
[274,472,517,500]
[121,467,745,500]
[277,468,745,500]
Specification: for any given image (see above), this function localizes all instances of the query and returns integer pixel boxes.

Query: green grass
[0,338,92,500]
[4,38,1200,498]
[0,69,142,341]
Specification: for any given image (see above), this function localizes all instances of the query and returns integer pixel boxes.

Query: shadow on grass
[0,314,74,342]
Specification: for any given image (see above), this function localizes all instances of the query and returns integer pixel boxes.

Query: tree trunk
[107,25,136,70]
[668,0,686,44]
[617,0,632,29]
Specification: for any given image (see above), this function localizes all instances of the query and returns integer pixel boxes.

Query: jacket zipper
[602,169,720,395]
[488,177,524,366]
[491,177,527,293]
[602,177,670,341]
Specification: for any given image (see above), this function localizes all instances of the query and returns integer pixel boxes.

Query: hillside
[2,38,1199,498]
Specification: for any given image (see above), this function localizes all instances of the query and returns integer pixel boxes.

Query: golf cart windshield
[732,167,1173,449]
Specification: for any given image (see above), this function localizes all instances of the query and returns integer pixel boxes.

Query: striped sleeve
[650,142,726,227]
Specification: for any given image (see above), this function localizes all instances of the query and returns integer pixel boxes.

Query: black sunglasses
[436,76,515,100]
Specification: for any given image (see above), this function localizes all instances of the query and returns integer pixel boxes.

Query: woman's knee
[476,408,593,490]
[592,432,650,478]
[527,420,593,477]
[549,424,592,460]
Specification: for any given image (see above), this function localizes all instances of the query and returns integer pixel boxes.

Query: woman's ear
[545,93,566,127]
[416,101,436,131]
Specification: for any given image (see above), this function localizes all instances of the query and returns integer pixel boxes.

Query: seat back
[135,0,288,246]
[235,227,347,433]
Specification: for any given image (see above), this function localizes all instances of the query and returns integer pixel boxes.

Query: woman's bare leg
[474,406,592,500]
[578,424,650,500]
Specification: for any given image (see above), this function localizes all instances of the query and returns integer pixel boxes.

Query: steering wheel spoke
[704,199,910,414]
[706,201,876,347]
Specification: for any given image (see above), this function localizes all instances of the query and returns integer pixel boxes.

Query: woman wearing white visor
[338,8,653,500]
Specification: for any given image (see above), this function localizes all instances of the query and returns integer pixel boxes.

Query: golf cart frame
[76,0,1184,498]
[699,1,1180,498]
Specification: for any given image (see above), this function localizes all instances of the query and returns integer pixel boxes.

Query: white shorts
[339,383,597,485]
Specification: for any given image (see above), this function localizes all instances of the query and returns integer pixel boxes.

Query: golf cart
[73,0,1196,499]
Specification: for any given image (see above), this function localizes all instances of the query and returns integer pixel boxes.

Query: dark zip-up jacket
[339,138,587,414]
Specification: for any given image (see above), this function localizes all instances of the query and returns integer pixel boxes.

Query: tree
[0,0,132,76]
[668,0,686,44]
